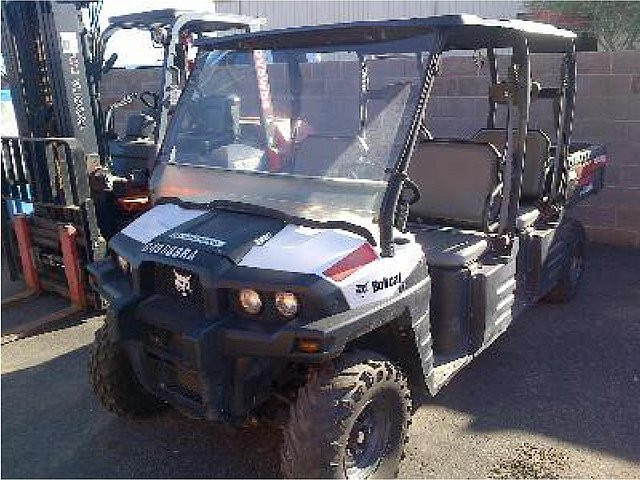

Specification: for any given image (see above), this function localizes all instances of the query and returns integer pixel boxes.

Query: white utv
[88,15,606,478]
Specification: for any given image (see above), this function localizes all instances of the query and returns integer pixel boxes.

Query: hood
[118,203,286,264]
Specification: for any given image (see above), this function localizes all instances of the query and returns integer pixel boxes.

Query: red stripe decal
[323,243,378,282]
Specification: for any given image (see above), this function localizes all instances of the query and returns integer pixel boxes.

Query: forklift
[0,0,262,327]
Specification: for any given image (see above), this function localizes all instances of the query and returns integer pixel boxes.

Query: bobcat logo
[173,269,192,297]
[355,282,369,298]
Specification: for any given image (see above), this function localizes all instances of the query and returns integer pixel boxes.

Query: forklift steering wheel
[139,91,159,110]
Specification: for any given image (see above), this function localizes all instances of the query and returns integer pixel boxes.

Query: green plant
[528,1,640,51]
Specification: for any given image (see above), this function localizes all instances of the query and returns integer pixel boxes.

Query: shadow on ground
[427,244,640,462]
[1,342,282,478]
[1,244,639,477]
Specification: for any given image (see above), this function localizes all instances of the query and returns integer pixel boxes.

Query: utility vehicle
[88,15,606,479]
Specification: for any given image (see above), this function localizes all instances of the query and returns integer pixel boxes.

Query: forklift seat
[407,141,502,267]
[125,113,155,140]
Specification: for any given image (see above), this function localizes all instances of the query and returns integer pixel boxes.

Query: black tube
[503,38,530,236]
[379,36,442,257]
[486,47,498,129]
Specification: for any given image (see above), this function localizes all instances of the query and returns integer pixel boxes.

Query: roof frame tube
[551,43,577,203]
[486,47,498,129]
[498,35,530,236]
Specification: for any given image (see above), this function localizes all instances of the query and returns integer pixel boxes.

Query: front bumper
[88,258,429,422]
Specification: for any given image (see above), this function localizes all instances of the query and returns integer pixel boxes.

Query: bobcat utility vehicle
[88,15,606,479]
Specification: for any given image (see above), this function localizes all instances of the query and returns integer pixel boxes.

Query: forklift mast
[1,0,103,167]
[1,0,106,306]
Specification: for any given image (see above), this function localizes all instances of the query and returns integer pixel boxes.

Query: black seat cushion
[412,225,488,268]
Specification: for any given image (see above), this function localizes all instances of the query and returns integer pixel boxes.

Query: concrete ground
[2,244,639,478]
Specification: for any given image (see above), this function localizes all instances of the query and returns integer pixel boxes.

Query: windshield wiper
[210,199,378,246]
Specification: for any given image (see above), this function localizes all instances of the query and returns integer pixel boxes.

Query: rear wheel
[544,220,586,303]
[89,320,165,418]
[281,350,411,479]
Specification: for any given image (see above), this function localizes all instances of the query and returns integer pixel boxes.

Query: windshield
[154,34,435,228]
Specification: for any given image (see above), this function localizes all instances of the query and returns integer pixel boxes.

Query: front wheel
[281,350,412,479]
[89,320,165,418]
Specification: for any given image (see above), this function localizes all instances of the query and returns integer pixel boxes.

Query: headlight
[115,254,130,275]
[275,291,299,318]
[239,288,262,315]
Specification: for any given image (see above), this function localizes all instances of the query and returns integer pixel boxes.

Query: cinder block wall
[101,51,640,247]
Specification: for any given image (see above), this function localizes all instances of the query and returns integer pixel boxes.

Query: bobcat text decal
[372,273,402,293]
[355,273,403,297]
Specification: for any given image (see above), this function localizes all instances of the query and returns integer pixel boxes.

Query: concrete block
[427,116,486,138]
[603,164,621,186]
[585,226,639,248]
[591,186,640,208]
[577,51,612,75]
[620,166,640,188]
[428,97,484,117]
[576,75,632,96]
[439,56,485,76]
[455,76,490,96]
[570,204,616,228]
[616,206,640,230]
[611,51,640,75]
[531,53,563,77]
[604,142,640,166]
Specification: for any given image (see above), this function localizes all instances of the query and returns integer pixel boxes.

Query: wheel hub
[344,397,392,479]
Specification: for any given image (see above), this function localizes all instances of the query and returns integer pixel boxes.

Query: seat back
[472,129,551,203]
[124,113,155,140]
[407,141,501,230]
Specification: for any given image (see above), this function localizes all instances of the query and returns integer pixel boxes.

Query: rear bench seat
[407,141,502,268]
[472,129,551,229]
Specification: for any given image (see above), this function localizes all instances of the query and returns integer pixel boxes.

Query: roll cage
[95,9,265,144]
[194,15,578,256]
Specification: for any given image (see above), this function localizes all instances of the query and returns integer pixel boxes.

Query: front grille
[147,353,203,404]
[153,264,205,309]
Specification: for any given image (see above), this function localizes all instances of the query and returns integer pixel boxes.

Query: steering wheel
[139,91,159,110]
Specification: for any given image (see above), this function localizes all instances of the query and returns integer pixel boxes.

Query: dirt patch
[489,443,570,479]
